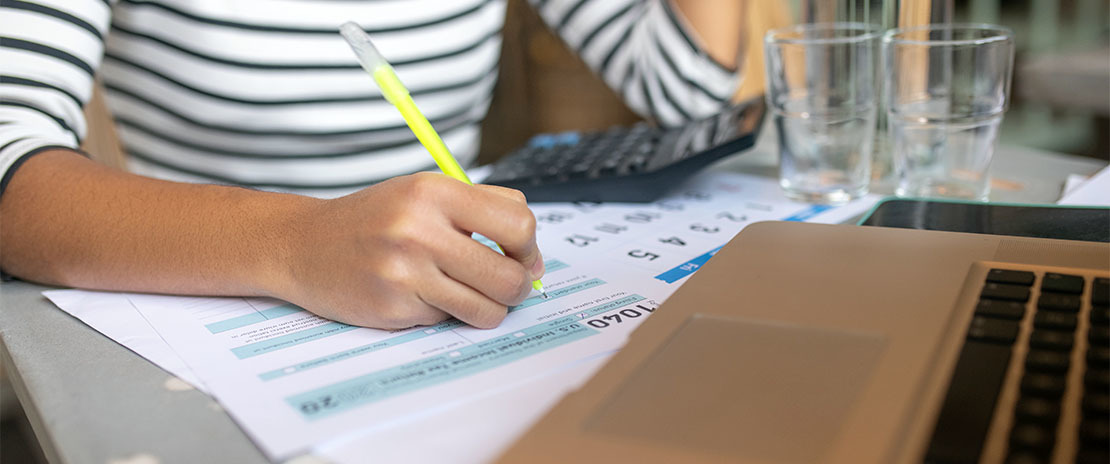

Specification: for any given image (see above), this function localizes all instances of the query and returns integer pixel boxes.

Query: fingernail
[531,256,545,279]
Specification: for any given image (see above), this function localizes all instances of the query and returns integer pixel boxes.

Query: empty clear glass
[884,24,1014,201]
[764,23,881,204]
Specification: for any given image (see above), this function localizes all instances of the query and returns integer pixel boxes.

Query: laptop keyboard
[926,269,1109,464]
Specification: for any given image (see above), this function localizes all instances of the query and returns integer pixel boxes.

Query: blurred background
[2,0,1107,462]
[478,0,1109,164]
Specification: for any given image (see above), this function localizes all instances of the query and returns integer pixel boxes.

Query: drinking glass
[764,23,881,204]
[884,24,1014,201]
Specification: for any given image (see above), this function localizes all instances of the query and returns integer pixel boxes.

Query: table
[1,138,1105,464]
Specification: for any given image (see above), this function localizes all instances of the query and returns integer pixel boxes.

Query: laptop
[498,221,1109,463]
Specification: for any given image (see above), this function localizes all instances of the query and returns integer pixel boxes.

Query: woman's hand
[274,172,545,330]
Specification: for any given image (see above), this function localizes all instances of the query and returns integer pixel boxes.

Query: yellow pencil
[339,22,548,299]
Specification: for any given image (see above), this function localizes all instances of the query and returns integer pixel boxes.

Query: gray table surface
[2,139,1106,464]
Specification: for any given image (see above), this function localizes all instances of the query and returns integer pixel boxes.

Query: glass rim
[883,23,1013,46]
[765,22,883,45]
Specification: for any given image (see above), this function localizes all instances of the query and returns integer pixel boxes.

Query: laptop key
[1014,396,1062,425]
[975,299,1026,320]
[1075,449,1110,464]
[1086,369,1110,390]
[1021,373,1067,398]
[1033,312,1077,331]
[1029,330,1074,351]
[1090,326,1110,345]
[1024,350,1071,374]
[1083,394,1110,418]
[981,283,1031,302]
[926,339,1013,463]
[987,269,1036,286]
[1009,421,1056,455]
[1037,292,1081,312]
[967,316,1020,344]
[1091,306,1110,326]
[1089,345,1110,362]
[1078,417,1109,448]
[1041,272,1084,294]
[1006,449,1051,464]
[1093,278,1109,306]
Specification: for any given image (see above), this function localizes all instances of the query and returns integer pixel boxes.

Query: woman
[0,0,746,329]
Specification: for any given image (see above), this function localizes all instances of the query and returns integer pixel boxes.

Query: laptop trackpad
[585,315,886,463]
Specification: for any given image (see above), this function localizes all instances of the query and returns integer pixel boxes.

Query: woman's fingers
[430,231,533,306]
[442,183,544,280]
[419,271,510,329]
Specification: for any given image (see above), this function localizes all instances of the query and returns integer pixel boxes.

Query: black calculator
[484,99,765,203]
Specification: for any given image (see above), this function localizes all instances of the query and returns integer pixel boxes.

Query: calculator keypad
[488,125,664,187]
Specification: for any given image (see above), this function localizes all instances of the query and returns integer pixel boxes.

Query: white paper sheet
[1058,166,1110,206]
[44,172,880,461]
[42,289,210,393]
[1063,174,1089,197]
[313,352,612,464]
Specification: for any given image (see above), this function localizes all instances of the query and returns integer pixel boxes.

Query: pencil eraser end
[339,22,389,72]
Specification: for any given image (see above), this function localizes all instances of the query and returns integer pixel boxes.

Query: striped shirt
[0,0,740,198]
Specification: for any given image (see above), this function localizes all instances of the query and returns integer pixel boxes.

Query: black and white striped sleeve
[0,0,111,195]
[530,0,741,127]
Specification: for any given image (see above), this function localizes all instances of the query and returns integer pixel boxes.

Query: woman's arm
[1,149,544,329]
[672,0,748,69]
[528,0,748,127]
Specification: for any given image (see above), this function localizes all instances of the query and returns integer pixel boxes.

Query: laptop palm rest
[584,315,886,463]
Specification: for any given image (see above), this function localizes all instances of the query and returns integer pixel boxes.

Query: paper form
[43,171,880,461]
[1058,166,1110,206]
[314,352,612,464]
[128,258,667,458]
[39,289,209,393]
